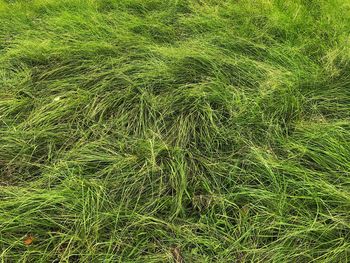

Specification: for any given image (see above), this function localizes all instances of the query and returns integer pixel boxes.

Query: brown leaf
[171,246,184,263]
[23,234,34,246]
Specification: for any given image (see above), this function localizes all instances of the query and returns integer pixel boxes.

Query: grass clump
[1,0,350,262]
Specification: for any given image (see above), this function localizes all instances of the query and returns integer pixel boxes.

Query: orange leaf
[23,234,34,246]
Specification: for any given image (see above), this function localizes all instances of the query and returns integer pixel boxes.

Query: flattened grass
[1,0,350,262]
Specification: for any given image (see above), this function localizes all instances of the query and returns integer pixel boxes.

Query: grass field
[1,0,350,262]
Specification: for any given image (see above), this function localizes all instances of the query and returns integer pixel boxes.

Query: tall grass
[1,0,350,262]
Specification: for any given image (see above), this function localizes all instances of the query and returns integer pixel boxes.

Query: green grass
[1,0,350,262]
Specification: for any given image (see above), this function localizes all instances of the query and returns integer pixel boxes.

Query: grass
[1,0,350,262]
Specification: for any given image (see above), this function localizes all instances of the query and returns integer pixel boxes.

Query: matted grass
[1,0,350,262]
